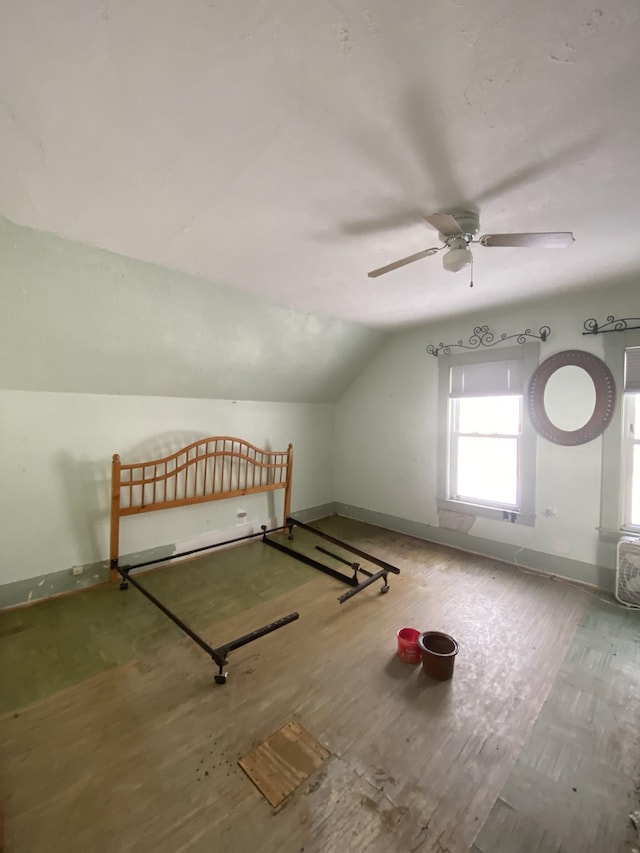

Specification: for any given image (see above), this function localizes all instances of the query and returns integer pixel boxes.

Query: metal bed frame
[110,436,400,684]
[263,517,400,604]
[115,524,299,684]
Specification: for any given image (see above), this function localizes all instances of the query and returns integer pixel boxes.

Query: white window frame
[600,330,640,540]
[436,344,539,526]
[622,392,640,532]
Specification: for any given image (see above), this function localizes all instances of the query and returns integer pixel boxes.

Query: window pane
[457,396,520,435]
[455,437,518,505]
[631,444,640,527]
[624,394,639,529]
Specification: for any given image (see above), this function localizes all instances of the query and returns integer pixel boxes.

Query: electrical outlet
[71,565,83,576]
[236,508,248,526]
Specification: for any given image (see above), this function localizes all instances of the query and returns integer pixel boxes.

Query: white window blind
[624,346,640,392]
[450,359,523,398]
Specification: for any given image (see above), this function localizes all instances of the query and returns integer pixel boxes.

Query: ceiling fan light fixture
[365,210,574,281]
[442,246,472,273]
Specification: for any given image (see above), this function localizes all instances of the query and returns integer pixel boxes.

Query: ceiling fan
[367,211,575,284]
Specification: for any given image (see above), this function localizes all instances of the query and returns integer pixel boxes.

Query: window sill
[598,527,640,544]
[437,498,535,527]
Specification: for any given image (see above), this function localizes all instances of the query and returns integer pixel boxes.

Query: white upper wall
[0,217,385,402]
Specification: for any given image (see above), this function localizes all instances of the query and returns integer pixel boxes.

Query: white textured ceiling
[1,0,639,328]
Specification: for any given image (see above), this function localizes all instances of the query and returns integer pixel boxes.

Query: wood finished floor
[0,517,639,853]
[0,537,318,714]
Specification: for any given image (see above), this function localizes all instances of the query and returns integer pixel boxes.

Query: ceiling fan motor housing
[439,210,480,243]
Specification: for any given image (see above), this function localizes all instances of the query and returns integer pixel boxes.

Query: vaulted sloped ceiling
[1,0,639,330]
[0,217,384,402]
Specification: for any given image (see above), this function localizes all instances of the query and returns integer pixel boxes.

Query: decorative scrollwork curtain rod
[582,316,640,335]
[426,325,551,357]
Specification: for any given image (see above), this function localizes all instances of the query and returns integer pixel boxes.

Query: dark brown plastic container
[418,631,459,680]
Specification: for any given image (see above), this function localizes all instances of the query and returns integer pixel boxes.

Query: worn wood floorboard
[475,596,640,853]
[0,520,637,852]
[301,560,587,853]
[0,537,318,714]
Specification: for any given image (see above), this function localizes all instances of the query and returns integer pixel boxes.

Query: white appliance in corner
[616,537,640,608]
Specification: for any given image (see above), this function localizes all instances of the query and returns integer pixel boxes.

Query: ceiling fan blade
[367,247,440,278]
[423,213,463,237]
[479,232,575,248]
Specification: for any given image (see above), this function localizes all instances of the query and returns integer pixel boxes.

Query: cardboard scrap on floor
[238,720,330,808]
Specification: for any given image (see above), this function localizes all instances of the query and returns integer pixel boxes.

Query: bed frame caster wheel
[119,581,129,591]
[380,584,390,594]
[214,672,228,685]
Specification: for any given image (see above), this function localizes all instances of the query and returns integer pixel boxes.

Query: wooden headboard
[110,436,293,580]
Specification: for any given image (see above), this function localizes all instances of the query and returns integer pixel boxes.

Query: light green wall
[0,217,382,597]
[2,215,638,599]
[0,390,334,592]
[334,279,639,585]
[0,216,386,402]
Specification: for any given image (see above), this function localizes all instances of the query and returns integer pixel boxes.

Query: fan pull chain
[469,253,474,288]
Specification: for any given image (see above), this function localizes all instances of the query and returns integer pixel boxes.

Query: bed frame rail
[116,563,299,684]
[262,518,400,602]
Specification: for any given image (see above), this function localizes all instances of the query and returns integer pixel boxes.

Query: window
[600,331,640,539]
[437,345,538,525]
[622,347,640,532]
